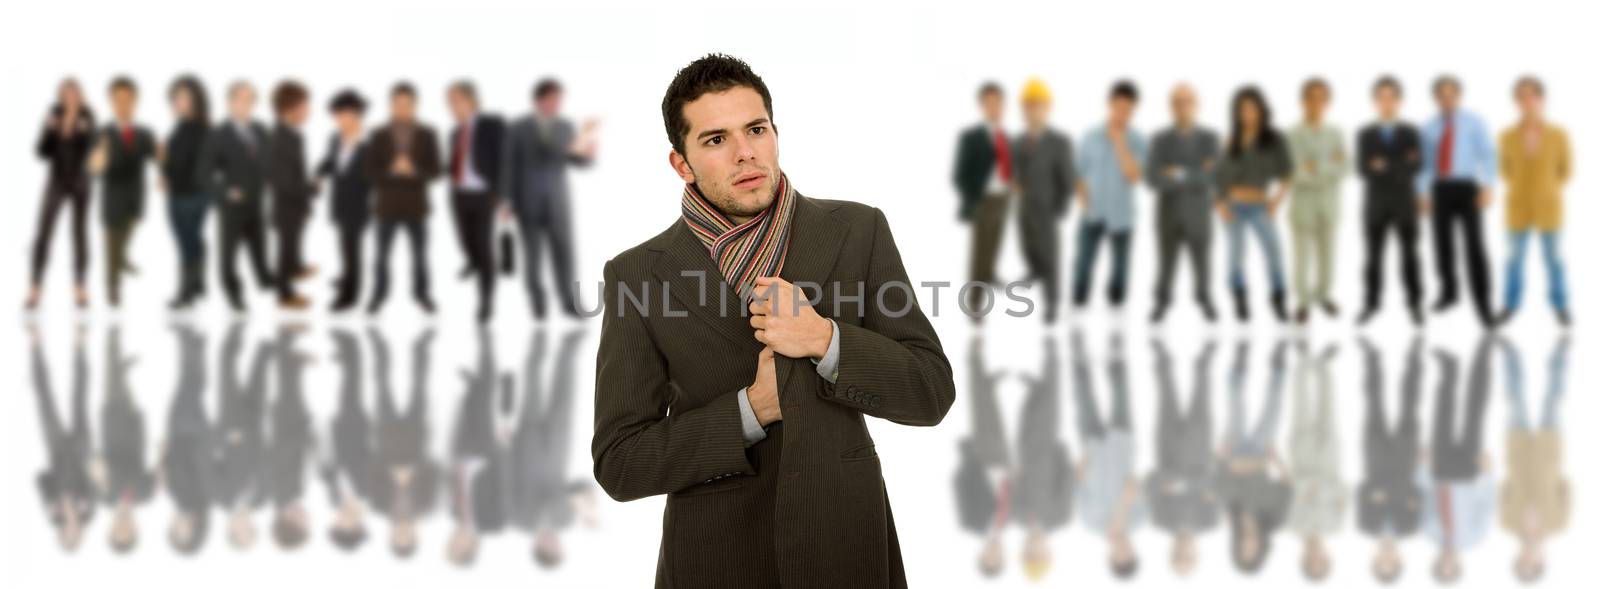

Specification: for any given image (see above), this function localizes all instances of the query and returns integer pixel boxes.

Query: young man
[1072,81,1147,310]
[1497,76,1572,327]
[269,81,317,310]
[445,81,507,322]
[1011,79,1075,323]
[953,82,1012,315]
[1146,83,1221,323]
[1356,76,1427,327]
[1421,338,1496,585]
[1071,331,1144,580]
[1286,343,1345,582]
[1419,76,1498,328]
[592,54,955,587]
[1356,338,1425,584]
[92,77,158,308]
[1286,78,1349,324]
[364,82,443,315]
[317,91,373,312]
[208,81,277,312]
[1145,340,1220,578]
[502,78,598,319]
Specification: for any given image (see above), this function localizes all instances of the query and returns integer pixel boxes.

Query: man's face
[285,102,310,127]
[229,87,255,120]
[669,87,779,220]
[391,94,417,124]
[1435,83,1461,111]
[537,91,562,117]
[334,110,364,136]
[448,89,475,122]
[1171,86,1197,125]
[1109,96,1135,126]
[1304,86,1330,120]
[1375,86,1401,119]
[111,88,137,121]
[980,91,1003,122]
[1022,100,1050,127]
[1515,84,1544,118]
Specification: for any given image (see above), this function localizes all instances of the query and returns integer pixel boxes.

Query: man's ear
[668,149,695,184]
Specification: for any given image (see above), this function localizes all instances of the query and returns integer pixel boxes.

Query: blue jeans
[1225,203,1286,292]
[1502,230,1568,313]
[166,193,212,266]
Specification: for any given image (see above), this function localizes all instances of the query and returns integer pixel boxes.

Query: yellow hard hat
[1021,78,1052,104]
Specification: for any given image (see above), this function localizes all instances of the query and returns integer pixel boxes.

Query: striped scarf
[680,172,796,301]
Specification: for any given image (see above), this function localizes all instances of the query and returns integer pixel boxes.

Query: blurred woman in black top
[26,79,96,310]
[162,75,214,309]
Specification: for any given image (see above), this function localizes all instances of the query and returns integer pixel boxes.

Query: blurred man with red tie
[445,81,507,322]
[953,82,1014,317]
[1418,75,1498,328]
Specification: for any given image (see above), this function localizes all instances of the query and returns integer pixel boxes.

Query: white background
[2,0,1591,587]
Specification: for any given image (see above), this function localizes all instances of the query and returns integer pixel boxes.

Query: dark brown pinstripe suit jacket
[593,194,956,588]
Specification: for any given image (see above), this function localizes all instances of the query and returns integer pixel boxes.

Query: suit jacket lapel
[778,193,847,302]
[653,221,759,349]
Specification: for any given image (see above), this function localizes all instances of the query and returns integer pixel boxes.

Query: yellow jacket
[1499,122,1571,231]
[1500,430,1569,533]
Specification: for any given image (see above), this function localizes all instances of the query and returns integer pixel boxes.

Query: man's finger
[750,315,768,330]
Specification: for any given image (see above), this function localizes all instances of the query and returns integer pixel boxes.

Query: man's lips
[733,172,767,190]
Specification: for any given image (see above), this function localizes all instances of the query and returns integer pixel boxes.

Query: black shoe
[1232,288,1250,323]
[1296,307,1310,325]
[1271,291,1290,324]
[1432,296,1457,313]
[1149,303,1169,325]
[1321,300,1341,318]
[1357,306,1378,326]
[1495,309,1516,328]
[1556,308,1572,327]
[366,299,385,316]
[330,298,355,313]
[417,296,436,315]
[1198,299,1218,323]
[226,293,247,313]
[459,265,475,281]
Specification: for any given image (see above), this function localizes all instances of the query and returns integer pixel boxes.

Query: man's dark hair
[1302,76,1331,99]
[329,526,368,552]
[449,80,478,105]
[1513,75,1545,98]
[1110,80,1139,103]
[329,89,368,114]
[534,77,563,100]
[1373,75,1403,98]
[272,513,308,550]
[1433,74,1462,97]
[661,53,772,155]
[272,80,309,116]
[391,81,417,100]
[109,76,137,95]
[1111,556,1140,579]
[977,81,1002,100]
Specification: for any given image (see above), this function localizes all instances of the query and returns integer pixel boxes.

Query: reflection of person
[1286,78,1349,324]
[592,54,954,587]
[513,329,593,569]
[1217,340,1292,574]
[208,81,276,312]
[1072,331,1142,580]
[214,322,273,551]
[1147,84,1221,323]
[269,81,318,309]
[446,327,507,567]
[365,83,443,315]
[317,91,372,312]
[1071,81,1146,310]
[27,79,95,310]
[502,78,597,318]
[1499,336,1569,584]
[370,328,440,558]
[1215,87,1293,323]
[952,82,1012,315]
[1287,343,1343,581]
[29,326,94,553]
[321,328,373,552]
[100,327,155,554]
[954,336,1011,578]
[267,325,315,550]
[1357,337,1424,584]
[1014,337,1073,581]
[1356,77,1427,327]
[1419,76,1497,327]
[1145,340,1219,577]
[163,323,213,555]
[1011,80,1076,323]
[94,77,159,308]
[1421,338,1496,585]
[446,81,508,322]
[1496,76,1572,327]
[161,76,215,311]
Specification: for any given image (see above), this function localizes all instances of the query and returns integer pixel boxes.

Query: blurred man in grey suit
[502,78,598,318]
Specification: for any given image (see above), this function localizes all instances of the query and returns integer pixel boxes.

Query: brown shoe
[294,265,318,282]
[279,295,311,310]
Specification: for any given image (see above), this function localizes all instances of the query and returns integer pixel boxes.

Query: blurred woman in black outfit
[27,79,96,310]
[162,75,215,309]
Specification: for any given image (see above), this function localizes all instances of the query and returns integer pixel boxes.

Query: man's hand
[392,155,415,176]
[228,187,244,203]
[1370,157,1387,172]
[749,276,832,360]
[1417,196,1431,217]
[1476,188,1493,210]
[1214,200,1234,223]
[748,346,782,426]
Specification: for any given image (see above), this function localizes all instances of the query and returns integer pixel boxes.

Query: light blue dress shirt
[1076,124,1148,232]
[736,319,840,445]
[1417,109,1497,196]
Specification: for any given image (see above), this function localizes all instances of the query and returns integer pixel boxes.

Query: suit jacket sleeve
[822,207,956,426]
[1055,136,1075,216]
[591,260,757,502]
[500,125,522,214]
[564,121,594,168]
[416,128,443,182]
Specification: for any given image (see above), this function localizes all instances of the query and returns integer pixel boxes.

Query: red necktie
[1438,486,1455,548]
[120,126,134,147]
[992,476,1012,530]
[1436,115,1455,177]
[993,130,1012,183]
[451,124,470,184]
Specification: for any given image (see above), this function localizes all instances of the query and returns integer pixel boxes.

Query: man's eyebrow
[744,117,771,129]
[695,127,727,142]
